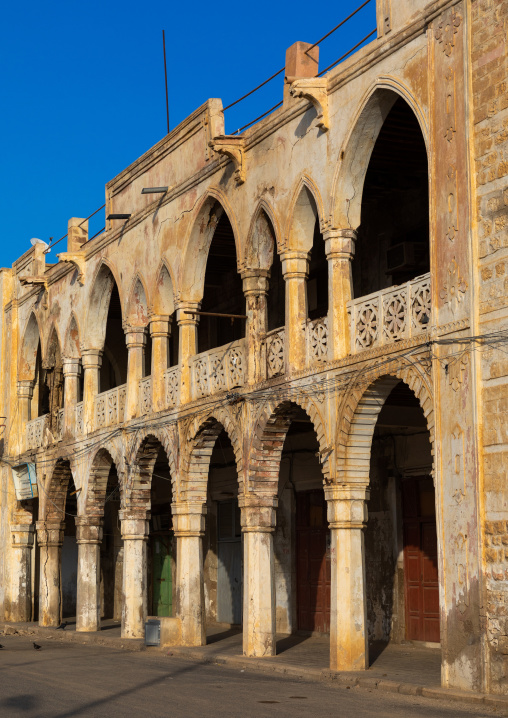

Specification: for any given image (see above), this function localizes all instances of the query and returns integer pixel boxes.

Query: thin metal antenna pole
[162,30,170,134]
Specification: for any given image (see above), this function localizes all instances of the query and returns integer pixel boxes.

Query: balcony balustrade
[347,273,431,353]
[26,414,49,450]
[94,384,127,430]
[75,401,84,436]
[139,376,152,416]
[266,327,285,379]
[306,316,328,365]
[190,339,246,400]
[164,366,180,409]
[55,408,64,441]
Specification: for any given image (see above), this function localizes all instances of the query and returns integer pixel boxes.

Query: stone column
[125,328,147,421]
[81,349,102,433]
[176,302,199,405]
[75,516,103,632]
[9,524,35,622]
[36,520,65,627]
[17,380,33,453]
[150,316,171,412]
[120,509,149,638]
[281,250,309,373]
[325,485,369,671]
[241,269,269,384]
[62,358,81,436]
[324,229,356,361]
[172,501,206,646]
[239,496,277,657]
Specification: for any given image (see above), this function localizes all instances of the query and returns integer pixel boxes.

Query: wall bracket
[289,77,329,131]
[209,135,246,185]
[57,252,86,285]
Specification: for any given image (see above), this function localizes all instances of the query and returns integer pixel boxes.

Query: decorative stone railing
[347,273,431,353]
[139,376,152,415]
[94,384,126,430]
[266,327,285,378]
[190,340,246,400]
[55,408,65,441]
[26,414,49,450]
[75,401,84,436]
[164,366,180,409]
[306,316,328,364]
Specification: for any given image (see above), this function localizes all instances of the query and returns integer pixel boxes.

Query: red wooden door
[403,477,440,643]
[296,490,330,633]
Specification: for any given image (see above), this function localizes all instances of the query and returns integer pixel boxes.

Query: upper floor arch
[285,176,326,253]
[19,310,43,382]
[125,274,150,328]
[151,260,176,317]
[63,313,81,359]
[85,260,125,350]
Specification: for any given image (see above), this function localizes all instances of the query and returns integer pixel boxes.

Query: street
[0,637,503,718]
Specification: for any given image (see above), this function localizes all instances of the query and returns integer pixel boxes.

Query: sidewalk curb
[2,622,508,713]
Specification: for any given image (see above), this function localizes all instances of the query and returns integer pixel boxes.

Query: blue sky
[0,0,376,268]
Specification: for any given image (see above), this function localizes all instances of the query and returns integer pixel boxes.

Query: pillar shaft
[281,251,308,373]
[75,517,103,632]
[82,349,102,433]
[125,329,147,421]
[176,302,199,405]
[62,358,81,436]
[324,229,356,361]
[150,317,171,412]
[120,511,149,639]
[173,502,206,646]
[36,521,65,627]
[325,486,369,671]
[239,496,277,657]
[9,524,35,622]
[17,380,33,453]
[242,270,269,384]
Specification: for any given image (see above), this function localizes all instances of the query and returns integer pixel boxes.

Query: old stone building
[0,0,507,697]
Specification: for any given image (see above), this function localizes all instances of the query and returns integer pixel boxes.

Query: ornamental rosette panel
[306,316,328,363]
[26,416,47,450]
[347,273,431,353]
[191,339,246,400]
[266,328,285,378]
[75,402,84,436]
[139,376,152,415]
[164,367,180,408]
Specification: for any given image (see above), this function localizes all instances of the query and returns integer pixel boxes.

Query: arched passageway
[353,96,429,299]
[100,283,128,392]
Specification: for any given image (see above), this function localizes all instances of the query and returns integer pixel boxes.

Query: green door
[152,536,172,617]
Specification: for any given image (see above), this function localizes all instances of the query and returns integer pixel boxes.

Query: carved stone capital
[172,501,207,537]
[241,269,270,297]
[280,250,309,279]
[119,509,149,540]
[81,349,103,369]
[289,77,329,131]
[56,252,86,285]
[11,524,35,549]
[175,301,201,327]
[209,135,246,185]
[17,380,34,399]
[323,228,357,259]
[75,516,103,545]
[124,328,147,349]
[149,316,172,338]
[324,485,370,529]
[62,358,82,378]
[239,495,278,533]
[36,520,65,547]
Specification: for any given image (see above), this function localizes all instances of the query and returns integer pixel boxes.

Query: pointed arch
[42,458,75,520]
[126,426,179,506]
[64,313,81,359]
[19,311,42,381]
[45,323,63,368]
[152,260,176,316]
[180,189,242,302]
[85,260,124,349]
[331,80,429,230]
[336,360,434,485]
[246,200,282,266]
[126,274,150,328]
[285,175,325,252]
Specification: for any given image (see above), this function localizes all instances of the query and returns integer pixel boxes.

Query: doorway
[217,499,242,625]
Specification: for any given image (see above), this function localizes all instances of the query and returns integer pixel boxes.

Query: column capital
[62,357,82,376]
[280,250,309,279]
[81,348,103,369]
[323,228,357,259]
[324,484,369,529]
[36,520,65,547]
[75,516,103,544]
[17,380,34,399]
[11,524,35,548]
[149,316,171,338]
[124,327,147,348]
[239,495,278,533]
[119,509,149,541]
[241,268,270,297]
[175,300,201,326]
[172,501,207,537]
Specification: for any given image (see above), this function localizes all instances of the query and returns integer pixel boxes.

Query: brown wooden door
[403,477,440,643]
[296,490,330,633]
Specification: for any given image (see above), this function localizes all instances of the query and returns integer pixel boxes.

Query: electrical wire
[44,204,106,254]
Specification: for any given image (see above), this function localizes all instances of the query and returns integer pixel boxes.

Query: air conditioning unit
[386,242,419,273]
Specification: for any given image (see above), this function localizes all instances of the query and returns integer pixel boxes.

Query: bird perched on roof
[33,643,41,650]
[56,621,68,630]
[0,644,4,649]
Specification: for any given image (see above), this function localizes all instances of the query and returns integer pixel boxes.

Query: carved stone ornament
[19,275,47,290]
[57,252,86,284]
[440,258,467,313]
[289,78,329,131]
[209,135,246,185]
[435,7,462,56]
[448,352,468,392]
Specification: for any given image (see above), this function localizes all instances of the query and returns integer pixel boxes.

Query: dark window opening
[100,284,128,392]
[267,249,285,332]
[307,219,328,321]
[198,210,246,354]
[353,97,429,299]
